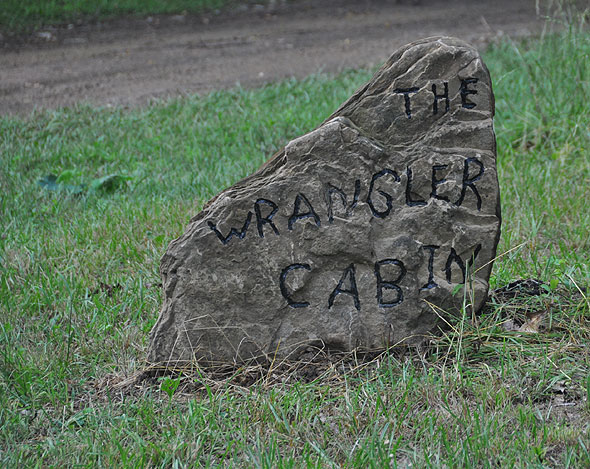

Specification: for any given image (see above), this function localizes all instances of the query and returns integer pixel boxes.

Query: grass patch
[0,0,245,33]
[1,16,589,469]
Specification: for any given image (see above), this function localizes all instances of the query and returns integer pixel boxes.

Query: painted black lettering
[326,179,360,224]
[444,244,482,283]
[420,245,440,290]
[328,264,360,311]
[430,164,449,202]
[405,166,427,207]
[254,198,280,237]
[288,193,321,231]
[454,157,484,210]
[444,248,464,284]
[394,87,420,119]
[432,82,449,115]
[208,212,252,245]
[375,259,406,307]
[460,78,478,109]
[367,169,400,218]
[279,263,311,308]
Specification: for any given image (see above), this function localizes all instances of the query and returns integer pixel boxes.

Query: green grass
[0,0,241,33]
[1,19,590,469]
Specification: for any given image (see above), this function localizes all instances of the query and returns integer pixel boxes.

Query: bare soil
[0,0,546,117]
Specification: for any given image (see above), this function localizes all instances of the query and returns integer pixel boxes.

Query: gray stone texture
[148,36,501,366]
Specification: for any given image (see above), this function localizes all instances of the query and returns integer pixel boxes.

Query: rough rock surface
[148,36,501,366]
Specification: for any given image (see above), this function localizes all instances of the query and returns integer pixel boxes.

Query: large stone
[148,36,501,366]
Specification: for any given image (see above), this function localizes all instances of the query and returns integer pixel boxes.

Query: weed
[0,0,239,33]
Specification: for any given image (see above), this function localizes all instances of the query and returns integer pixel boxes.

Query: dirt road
[0,0,546,117]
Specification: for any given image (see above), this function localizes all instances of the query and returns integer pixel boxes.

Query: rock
[36,31,56,42]
[148,36,501,367]
[63,37,87,45]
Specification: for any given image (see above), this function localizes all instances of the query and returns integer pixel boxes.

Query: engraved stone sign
[148,37,501,366]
